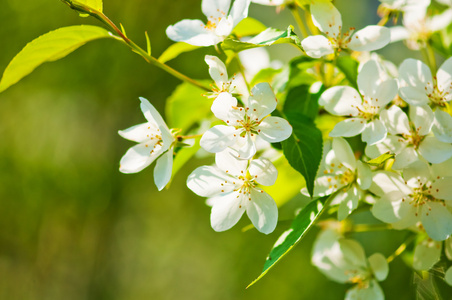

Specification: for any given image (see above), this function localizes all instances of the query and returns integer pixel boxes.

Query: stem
[289,6,309,38]
[377,14,389,26]
[426,43,437,74]
[304,9,318,35]
[387,234,416,263]
[349,223,392,233]
[177,134,203,140]
[61,0,211,92]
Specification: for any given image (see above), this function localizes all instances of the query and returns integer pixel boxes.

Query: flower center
[325,26,356,51]
[428,81,449,107]
[400,124,424,149]
[340,168,356,185]
[407,182,445,217]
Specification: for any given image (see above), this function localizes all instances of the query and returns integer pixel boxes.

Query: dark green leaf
[247,195,329,288]
[283,84,323,121]
[281,113,323,197]
[366,152,395,167]
[336,56,359,90]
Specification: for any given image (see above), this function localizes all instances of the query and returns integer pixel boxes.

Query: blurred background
[0,0,441,299]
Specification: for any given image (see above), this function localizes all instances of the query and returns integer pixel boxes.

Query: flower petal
[370,171,412,196]
[413,239,442,271]
[246,188,278,234]
[431,178,452,201]
[118,122,158,143]
[166,19,221,46]
[119,142,163,174]
[229,0,251,27]
[433,110,452,143]
[380,105,411,135]
[392,147,419,170]
[139,97,173,144]
[337,185,359,221]
[348,25,391,52]
[233,131,256,159]
[247,82,277,121]
[418,136,452,164]
[319,86,362,116]
[257,116,292,143]
[410,105,434,136]
[437,57,452,96]
[421,201,452,241]
[357,161,372,190]
[210,191,246,232]
[200,125,240,153]
[215,147,248,176]
[372,78,398,107]
[365,135,405,159]
[211,92,244,124]
[153,149,174,191]
[361,119,387,145]
[202,0,231,20]
[310,2,342,38]
[301,35,335,58]
[368,253,389,281]
[329,118,367,138]
[187,165,236,197]
[398,59,433,93]
[205,55,229,88]
[345,280,384,300]
[249,158,278,186]
[399,86,430,106]
[371,192,413,224]
[332,137,356,170]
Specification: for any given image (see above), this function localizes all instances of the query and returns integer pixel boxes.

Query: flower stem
[387,234,416,263]
[426,43,437,74]
[349,223,392,233]
[289,6,309,38]
[61,0,211,92]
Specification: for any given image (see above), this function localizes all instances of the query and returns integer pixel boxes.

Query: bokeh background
[0,0,447,299]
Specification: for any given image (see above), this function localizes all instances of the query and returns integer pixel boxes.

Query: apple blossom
[205,55,242,98]
[118,97,175,191]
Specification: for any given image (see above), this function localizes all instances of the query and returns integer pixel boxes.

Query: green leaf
[283,84,322,121]
[79,0,102,12]
[172,138,201,179]
[0,25,112,93]
[222,26,302,52]
[165,81,212,130]
[281,113,323,197]
[249,68,282,88]
[336,56,359,90]
[64,0,103,17]
[366,152,395,167]
[158,42,200,64]
[287,56,318,88]
[232,17,267,37]
[247,195,330,288]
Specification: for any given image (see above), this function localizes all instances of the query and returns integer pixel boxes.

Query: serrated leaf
[336,56,359,90]
[158,42,200,64]
[165,81,212,130]
[283,84,322,121]
[0,25,112,93]
[222,26,302,52]
[232,17,267,37]
[366,152,395,167]
[247,195,329,288]
[281,113,323,197]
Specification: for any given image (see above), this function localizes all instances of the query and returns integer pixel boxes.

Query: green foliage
[287,56,318,88]
[366,152,395,167]
[171,138,201,181]
[281,113,323,198]
[158,42,200,64]
[336,56,359,90]
[247,195,329,288]
[232,17,268,37]
[0,25,112,93]
[283,84,322,121]
[222,26,302,52]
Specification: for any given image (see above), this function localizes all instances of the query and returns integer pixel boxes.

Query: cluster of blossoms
[116,0,452,298]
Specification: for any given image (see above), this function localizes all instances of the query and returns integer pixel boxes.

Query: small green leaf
[172,138,201,178]
[249,68,282,87]
[247,195,329,288]
[281,113,323,197]
[287,56,318,88]
[283,84,322,121]
[165,81,212,130]
[232,17,267,37]
[158,42,200,64]
[79,0,102,12]
[0,25,112,93]
[222,26,302,52]
[366,152,395,167]
[64,0,103,17]
[336,56,359,90]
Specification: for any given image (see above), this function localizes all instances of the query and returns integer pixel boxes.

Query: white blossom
[118,97,175,191]
[205,55,241,98]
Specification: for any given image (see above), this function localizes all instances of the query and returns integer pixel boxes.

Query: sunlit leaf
[336,56,359,90]
[0,25,112,93]
[172,138,201,179]
[232,17,267,37]
[158,42,200,64]
[63,0,103,17]
[247,195,329,288]
[366,152,395,167]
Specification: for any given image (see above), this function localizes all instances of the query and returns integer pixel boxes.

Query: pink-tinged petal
[368,253,389,281]
[357,161,372,190]
[139,97,173,144]
[431,178,452,201]
[246,188,278,234]
[380,106,410,135]
[187,165,236,197]
[234,131,256,159]
[257,116,292,143]
[371,192,413,224]
[370,171,412,196]
[399,59,433,92]
[365,135,405,159]
[362,119,387,145]
[348,25,390,52]
[399,86,430,106]
[247,82,277,121]
[345,280,384,300]
[166,19,221,46]
[433,110,452,143]
[413,239,442,271]
[421,202,452,241]
[202,0,231,20]
[229,0,251,27]
[410,105,434,136]
[392,147,419,170]
[337,185,359,221]
[118,122,158,143]
[301,35,335,58]
[437,57,452,95]
[418,136,452,164]
[329,118,367,138]
[200,125,241,153]
[310,2,342,38]
[249,158,277,186]
[210,191,246,232]
[119,142,163,174]
[154,149,174,191]
[211,92,244,124]
[205,55,229,88]
[215,147,248,176]
[319,86,362,116]
[332,137,356,170]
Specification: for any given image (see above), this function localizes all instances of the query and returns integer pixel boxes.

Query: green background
[0,0,445,299]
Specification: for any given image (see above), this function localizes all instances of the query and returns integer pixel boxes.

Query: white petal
[398,59,433,93]
[319,86,362,116]
[215,16,234,37]
[234,131,256,159]
[205,55,229,88]
[413,239,442,271]
[389,26,410,43]
[380,105,411,135]
[371,192,413,224]
[202,0,231,20]
[139,97,173,144]
[361,119,387,145]
[399,86,430,106]
[410,105,434,136]
[372,78,399,107]
[166,19,221,46]
[431,178,452,201]
[329,118,367,138]
[215,147,248,176]
[392,147,419,170]
[310,2,342,37]
[200,125,240,153]
[246,189,278,234]
[421,202,452,241]
[249,158,278,186]
[403,160,430,188]
[210,191,246,232]
[211,92,244,124]
[365,135,404,159]
[301,35,335,58]
[345,280,384,300]
[348,26,391,52]
[427,8,452,32]
[118,122,158,143]
[247,82,277,121]
[357,59,382,98]
[257,116,292,143]
[312,175,344,197]
[433,110,452,143]
[337,186,359,221]
[432,157,452,178]
[437,57,452,95]
[418,136,452,164]
[368,253,389,281]
[119,142,163,174]
[369,171,412,196]
[153,149,173,191]
[187,165,236,197]
[229,0,251,27]
[332,137,356,170]
[357,160,372,190]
